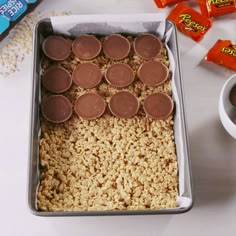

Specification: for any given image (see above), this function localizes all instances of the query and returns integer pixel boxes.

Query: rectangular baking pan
[28,16,193,216]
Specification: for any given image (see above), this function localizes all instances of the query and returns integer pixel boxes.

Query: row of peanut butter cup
[42,33,163,61]
[42,60,169,94]
[41,92,174,123]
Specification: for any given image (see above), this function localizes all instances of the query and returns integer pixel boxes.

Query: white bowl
[219,74,236,139]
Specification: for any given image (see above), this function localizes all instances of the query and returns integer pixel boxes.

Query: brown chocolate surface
[105,63,135,88]
[109,91,139,118]
[72,34,101,60]
[103,34,130,60]
[42,36,71,61]
[134,33,162,60]
[143,93,173,119]
[42,66,72,93]
[72,63,103,89]
[233,111,236,124]
[138,60,169,86]
[74,93,106,120]
[41,95,72,123]
[229,84,236,107]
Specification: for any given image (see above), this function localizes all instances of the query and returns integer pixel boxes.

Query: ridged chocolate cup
[105,63,135,88]
[42,36,71,61]
[103,34,131,60]
[42,66,72,93]
[134,33,162,60]
[41,95,72,123]
[72,34,102,60]
[74,93,106,120]
[109,91,139,118]
[138,60,169,86]
[143,92,173,120]
[72,63,103,89]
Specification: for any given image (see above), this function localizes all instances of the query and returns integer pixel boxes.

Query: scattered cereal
[0,11,70,79]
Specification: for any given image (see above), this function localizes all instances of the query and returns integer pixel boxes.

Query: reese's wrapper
[154,0,186,8]
[199,0,236,18]
[205,39,236,71]
[167,3,213,42]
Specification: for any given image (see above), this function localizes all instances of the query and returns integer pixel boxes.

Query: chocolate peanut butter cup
[105,63,135,88]
[229,84,236,107]
[72,34,101,60]
[134,33,162,60]
[74,93,106,120]
[138,60,169,86]
[41,95,72,123]
[109,91,139,118]
[42,36,71,61]
[72,63,102,89]
[103,34,131,60]
[143,93,173,120]
[42,66,72,93]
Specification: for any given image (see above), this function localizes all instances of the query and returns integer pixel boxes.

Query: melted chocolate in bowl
[105,63,135,88]
[42,36,71,61]
[42,95,72,123]
[74,93,106,120]
[134,33,162,60]
[72,63,103,89]
[143,93,173,119]
[138,60,169,86]
[103,34,131,60]
[229,84,236,107]
[42,66,72,93]
[72,35,101,60]
[109,91,139,118]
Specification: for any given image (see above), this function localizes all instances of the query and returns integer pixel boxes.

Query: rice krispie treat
[37,35,178,211]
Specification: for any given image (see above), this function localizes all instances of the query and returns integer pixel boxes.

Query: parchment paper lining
[50,14,192,209]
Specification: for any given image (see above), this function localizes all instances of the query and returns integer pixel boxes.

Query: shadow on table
[48,214,172,236]
[189,117,236,208]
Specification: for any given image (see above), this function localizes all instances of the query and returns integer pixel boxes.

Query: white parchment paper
[50,14,192,209]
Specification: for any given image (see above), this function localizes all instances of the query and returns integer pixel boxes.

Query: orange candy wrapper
[167,3,213,42]
[199,0,236,17]
[206,40,236,71]
[154,0,186,8]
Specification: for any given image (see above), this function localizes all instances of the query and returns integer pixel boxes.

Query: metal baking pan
[28,16,193,216]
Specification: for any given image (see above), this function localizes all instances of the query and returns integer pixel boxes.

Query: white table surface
[0,0,236,235]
